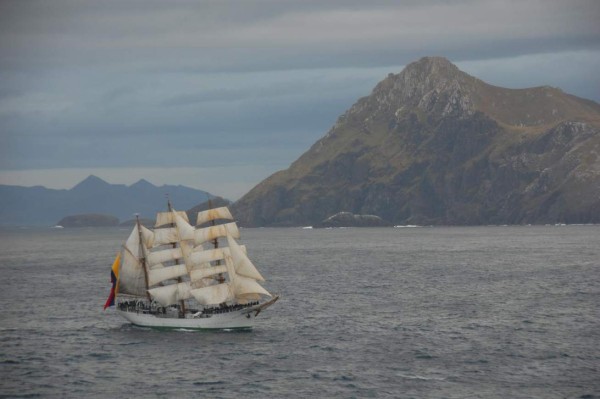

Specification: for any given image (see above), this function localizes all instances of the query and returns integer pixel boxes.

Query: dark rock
[317,212,389,228]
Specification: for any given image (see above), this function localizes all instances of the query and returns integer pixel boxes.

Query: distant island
[57,214,119,228]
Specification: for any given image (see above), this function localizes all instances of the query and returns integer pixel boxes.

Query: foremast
[135,214,151,302]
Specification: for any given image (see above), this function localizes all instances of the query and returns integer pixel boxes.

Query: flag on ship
[103,252,121,310]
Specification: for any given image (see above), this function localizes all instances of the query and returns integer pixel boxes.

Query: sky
[1,0,599,200]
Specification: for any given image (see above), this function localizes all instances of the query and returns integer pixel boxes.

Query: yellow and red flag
[103,252,121,310]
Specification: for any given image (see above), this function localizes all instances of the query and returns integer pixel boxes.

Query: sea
[0,225,598,398]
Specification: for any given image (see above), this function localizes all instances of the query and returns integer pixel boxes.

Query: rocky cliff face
[232,57,600,226]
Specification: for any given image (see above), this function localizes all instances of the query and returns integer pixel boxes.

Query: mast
[135,214,151,301]
[208,199,226,284]
[167,196,187,317]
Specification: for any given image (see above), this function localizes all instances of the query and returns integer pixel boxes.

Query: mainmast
[167,196,187,317]
[135,214,151,301]
[209,199,226,284]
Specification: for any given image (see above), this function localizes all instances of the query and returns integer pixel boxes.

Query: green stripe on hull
[129,322,253,332]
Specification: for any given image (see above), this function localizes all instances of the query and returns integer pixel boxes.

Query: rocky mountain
[0,175,216,226]
[232,57,600,226]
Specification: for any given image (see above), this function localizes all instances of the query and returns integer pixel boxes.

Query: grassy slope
[233,60,600,226]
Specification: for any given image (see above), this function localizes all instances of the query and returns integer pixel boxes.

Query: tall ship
[104,201,278,330]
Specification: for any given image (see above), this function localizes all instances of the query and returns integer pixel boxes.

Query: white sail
[148,282,192,307]
[227,235,265,281]
[155,211,189,228]
[232,275,272,298]
[147,264,188,286]
[189,246,246,266]
[152,228,179,247]
[139,225,155,248]
[173,211,195,241]
[196,207,234,226]
[118,247,147,296]
[123,225,140,253]
[147,247,183,266]
[117,227,148,296]
[189,264,227,282]
[222,249,271,299]
[194,222,240,245]
[190,283,233,305]
[149,262,164,271]
[123,223,154,255]
[177,240,196,275]
[236,293,261,302]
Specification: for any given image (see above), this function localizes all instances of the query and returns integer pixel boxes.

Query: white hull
[117,296,279,330]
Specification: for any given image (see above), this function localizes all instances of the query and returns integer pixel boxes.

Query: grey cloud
[1,0,599,192]
[0,68,378,169]
[1,1,599,72]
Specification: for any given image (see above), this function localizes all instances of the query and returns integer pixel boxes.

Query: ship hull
[116,296,279,331]
[118,309,255,330]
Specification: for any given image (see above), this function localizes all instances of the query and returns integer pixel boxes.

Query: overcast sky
[1,0,599,200]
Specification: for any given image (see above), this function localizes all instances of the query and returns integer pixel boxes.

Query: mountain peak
[359,56,476,120]
[83,174,106,183]
[395,56,467,89]
[71,175,110,191]
[408,56,457,72]
[130,178,156,189]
